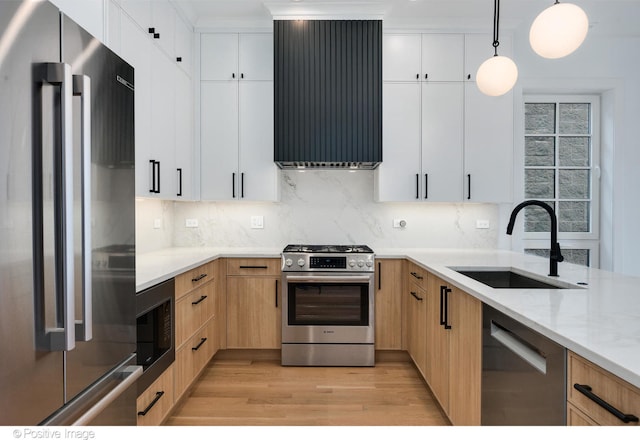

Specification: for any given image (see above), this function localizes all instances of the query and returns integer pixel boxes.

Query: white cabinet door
[375,83,422,201]
[120,0,151,32]
[200,81,239,200]
[151,0,175,59]
[121,13,153,196]
[175,69,193,200]
[174,14,193,76]
[201,34,239,81]
[239,34,273,81]
[383,34,421,82]
[421,83,464,201]
[422,34,464,82]
[463,83,513,203]
[238,81,278,201]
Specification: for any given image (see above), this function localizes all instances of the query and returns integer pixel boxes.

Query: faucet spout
[506,200,564,277]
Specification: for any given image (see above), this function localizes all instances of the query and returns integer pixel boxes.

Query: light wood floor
[165,357,450,426]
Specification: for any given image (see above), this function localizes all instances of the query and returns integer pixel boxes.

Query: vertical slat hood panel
[274,20,382,169]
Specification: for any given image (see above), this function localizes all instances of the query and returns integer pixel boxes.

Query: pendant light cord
[492,0,500,56]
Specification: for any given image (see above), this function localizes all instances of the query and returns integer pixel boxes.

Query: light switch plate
[476,219,490,229]
[153,218,161,229]
[185,218,198,228]
[251,216,264,229]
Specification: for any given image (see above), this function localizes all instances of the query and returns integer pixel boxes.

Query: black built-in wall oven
[281,245,375,366]
[136,278,175,395]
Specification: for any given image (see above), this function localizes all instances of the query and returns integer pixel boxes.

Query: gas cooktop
[283,244,374,254]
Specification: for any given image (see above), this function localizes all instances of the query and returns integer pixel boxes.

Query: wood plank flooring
[165,357,450,426]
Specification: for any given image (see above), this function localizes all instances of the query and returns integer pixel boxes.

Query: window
[521,95,600,267]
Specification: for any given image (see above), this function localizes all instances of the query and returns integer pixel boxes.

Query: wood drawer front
[136,364,174,426]
[568,352,640,426]
[175,261,216,299]
[407,263,427,290]
[175,318,218,400]
[175,282,215,348]
[567,402,599,426]
[226,258,280,276]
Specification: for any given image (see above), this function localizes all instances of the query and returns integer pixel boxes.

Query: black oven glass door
[136,299,172,369]
[288,282,369,326]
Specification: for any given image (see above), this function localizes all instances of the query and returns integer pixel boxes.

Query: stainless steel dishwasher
[482,304,566,425]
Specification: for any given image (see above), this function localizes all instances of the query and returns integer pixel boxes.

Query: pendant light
[476,0,518,97]
[529,1,589,59]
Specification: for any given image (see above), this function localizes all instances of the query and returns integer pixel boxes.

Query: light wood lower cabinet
[567,351,640,426]
[226,258,281,349]
[175,317,218,399]
[426,274,449,413]
[136,364,174,426]
[405,264,428,377]
[375,259,403,350]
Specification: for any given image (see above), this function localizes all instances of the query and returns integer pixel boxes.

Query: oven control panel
[282,253,374,272]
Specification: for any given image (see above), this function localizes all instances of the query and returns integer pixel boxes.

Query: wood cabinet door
[407,281,427,378]
[448,287,482,426]
[426,275,450,413]
[137,364,174,426]
[227,276,281,348]
[375,259,403,350]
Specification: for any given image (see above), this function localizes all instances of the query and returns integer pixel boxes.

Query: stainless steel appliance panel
[61,14,136,404]
[0,0,65,425]
[482,304,566,425]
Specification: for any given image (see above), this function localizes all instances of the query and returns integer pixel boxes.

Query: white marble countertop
[136,246,640,389]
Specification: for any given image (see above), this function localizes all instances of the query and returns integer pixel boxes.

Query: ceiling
[171,0,640,36]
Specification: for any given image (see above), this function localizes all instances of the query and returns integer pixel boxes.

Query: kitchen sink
[451,268,574,289]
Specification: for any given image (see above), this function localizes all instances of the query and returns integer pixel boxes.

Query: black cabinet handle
[232,73,235,79]
[191,273,207,282]
[467,73,471,80]
[148,27,155,34]
[443,287,451,329]
[378,262,381,290]
[232,172,236,198]
[154,33,160,39]
[241,172,245,198]
[149,160,157,193]
[425,73,428,80]
[467,174,471,200]
[177,168,182,197]
[416,73,419,79]
[275,279,278,307]
[156,161,161,193]
[191,295,207,305]
[410,291,423,301]
[415,174,419,199]
[424,174,428,199]
[137,391,164,416]
[410,271,423,280]
[573,384,639,423]
[192,337,207,351]
[239,265,268,269]
[439,286,445,325]
[241,73,245,79]
[176,56,182,62]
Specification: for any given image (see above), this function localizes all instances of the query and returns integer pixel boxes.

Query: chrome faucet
[506,200,564,277]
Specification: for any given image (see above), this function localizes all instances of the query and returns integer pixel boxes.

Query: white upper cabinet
[421,34,464,81]
[464,33,513,82]
[239,34,274,81]
[151,0,176,59]
[383,34,421,81]
[120,0,152,31]
[174,14,193,76]
[201,33,273,81]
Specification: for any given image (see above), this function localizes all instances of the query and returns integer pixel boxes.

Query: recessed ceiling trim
[265,1,389,19]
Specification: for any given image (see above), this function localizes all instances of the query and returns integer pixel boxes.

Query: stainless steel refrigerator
[0,0,140,425]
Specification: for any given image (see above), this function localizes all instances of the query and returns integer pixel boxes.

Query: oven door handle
[284,275,373,283]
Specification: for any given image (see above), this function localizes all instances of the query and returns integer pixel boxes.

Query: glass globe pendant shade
[529,2,589,59]
[476,55,518,97]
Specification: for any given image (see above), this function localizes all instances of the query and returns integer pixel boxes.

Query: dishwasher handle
[573,384,639,423]
[490,321,547,374]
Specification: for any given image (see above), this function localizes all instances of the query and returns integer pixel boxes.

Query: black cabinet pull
[191,295,207,305]
[377,262,381,290]
[410,291,423,301]
[467,73,471,80]
[148,27,155,34]
[177,168,182,197]
[137,391,164,416]
[149,160,157,193]
[176,56,182,62]
[156,161,161,193]
[192,337,207,351]
[424,174,428,199]
[275,279,278,307]
[239,265,268,269]
[241,172,245,198]
[410,271,423,280]
[573,384,639,423]
[425,73,428,79]
[232,172,236,198]
[416,73,419,79]
[191,273,207,282]
[439,286,445,325]
[241,73,245,79]
[232,73,235,79]
[443,287,452,329]
[467,174,471,200]
[415,174,419,199]
[153,33,160,39]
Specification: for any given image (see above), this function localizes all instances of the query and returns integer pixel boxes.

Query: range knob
[357,260,365,267]
[285,258,293,267]
[365,260,373,267]
[349,259,356,267]
[297,258,305,267]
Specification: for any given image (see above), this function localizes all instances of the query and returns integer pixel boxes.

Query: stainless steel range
[281,245,375,366]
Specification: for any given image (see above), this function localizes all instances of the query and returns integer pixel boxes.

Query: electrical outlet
[476,219,490,229]
[185,218,198,228]
[153,218,161,229]
[393,219,407,228]
[251,216,264,229]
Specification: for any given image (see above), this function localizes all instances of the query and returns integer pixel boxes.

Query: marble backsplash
[137,170,511,253]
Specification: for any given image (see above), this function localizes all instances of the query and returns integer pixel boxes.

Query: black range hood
[274,20,382,169]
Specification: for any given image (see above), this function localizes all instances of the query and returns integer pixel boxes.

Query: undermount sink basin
[450,267,577,289]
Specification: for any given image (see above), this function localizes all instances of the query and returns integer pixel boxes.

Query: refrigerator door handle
[73,74,92,342]
[34,63,76,351]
